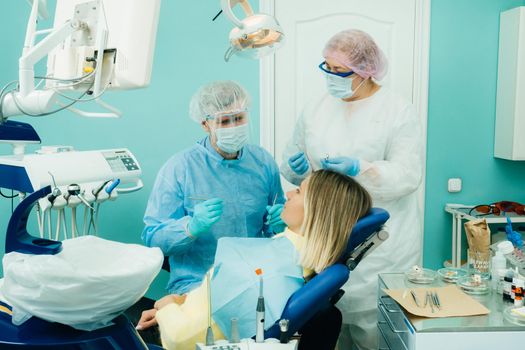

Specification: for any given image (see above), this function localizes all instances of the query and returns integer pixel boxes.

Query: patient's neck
[287,224,302,235]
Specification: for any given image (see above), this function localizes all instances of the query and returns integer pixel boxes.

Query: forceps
[410,290,421,308]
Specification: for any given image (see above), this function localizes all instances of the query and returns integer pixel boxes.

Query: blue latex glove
[505,217,524,248]
[321,156,360,176]
[188,198,223,237]
[288,152,309,175]
[265,204,286,233]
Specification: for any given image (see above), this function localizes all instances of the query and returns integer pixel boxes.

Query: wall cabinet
[494,7,525,160]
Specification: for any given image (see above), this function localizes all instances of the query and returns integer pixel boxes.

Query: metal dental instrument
[410,290,421,308]
[424,291,429,307]
[205,270,215,346]
[47,172,62,202]
[433,291,441,310]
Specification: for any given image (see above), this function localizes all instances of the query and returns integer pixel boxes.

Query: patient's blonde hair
[300,170,372,273]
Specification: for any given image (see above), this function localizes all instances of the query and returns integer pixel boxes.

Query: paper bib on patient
[211,236,304,339]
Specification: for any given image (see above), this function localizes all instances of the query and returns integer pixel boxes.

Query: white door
[260,0,430,191]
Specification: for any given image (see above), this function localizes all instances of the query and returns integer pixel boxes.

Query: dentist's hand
[188,198,223,237]
[288,152,310,175]
[266,204,286,233]
[321,156,360,176]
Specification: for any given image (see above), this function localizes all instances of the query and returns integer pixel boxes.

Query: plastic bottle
[491,250,507,291]
[497,241,515,257]
[514,278,524,307]
[502,270,514,302]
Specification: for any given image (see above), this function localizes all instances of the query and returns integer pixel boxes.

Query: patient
[137,170,372,349]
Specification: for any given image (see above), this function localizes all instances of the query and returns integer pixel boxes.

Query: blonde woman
[137,170,372,350]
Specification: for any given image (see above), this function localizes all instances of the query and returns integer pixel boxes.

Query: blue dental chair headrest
[344,207,390,255]
[265,207,389,340]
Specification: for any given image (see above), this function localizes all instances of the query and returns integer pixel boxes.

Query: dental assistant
[143,80,285,295]
[280,29,423,350]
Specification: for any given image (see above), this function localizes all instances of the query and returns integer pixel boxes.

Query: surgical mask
[214,124,249,154]
[324,72,365,99]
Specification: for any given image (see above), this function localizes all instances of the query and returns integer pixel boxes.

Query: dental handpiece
[255,268,265,343]
[66,184,94,210]
[105,178,121,194]
[205,271,214,346]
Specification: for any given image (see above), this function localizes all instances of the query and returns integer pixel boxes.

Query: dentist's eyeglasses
[205,110,249,128]
[318,61,354,77]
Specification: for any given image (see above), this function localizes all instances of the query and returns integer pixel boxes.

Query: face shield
[205,110,253,154]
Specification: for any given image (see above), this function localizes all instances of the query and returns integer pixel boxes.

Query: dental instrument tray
[437,267,467,283]
[456,275,490,295]
[405,268,437,284]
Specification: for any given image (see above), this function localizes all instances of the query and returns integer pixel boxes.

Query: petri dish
[503,306,525,326]
[456,275,490,295]
[437,267,467,283]
[405,268,437,284]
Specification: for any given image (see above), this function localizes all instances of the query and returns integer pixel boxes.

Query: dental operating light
[220,0,285,62]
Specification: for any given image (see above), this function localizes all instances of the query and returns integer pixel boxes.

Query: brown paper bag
[464,219,490,252]
[464,219,491,274]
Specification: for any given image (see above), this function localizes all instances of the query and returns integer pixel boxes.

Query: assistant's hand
[506,217,524,248]
[188,198,223,237]
[321,156,360,176]
[265,204,286,233]
[136,308,157,331]
[288,152,310,175]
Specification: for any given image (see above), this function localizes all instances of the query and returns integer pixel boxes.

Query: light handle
[220,0,254,28]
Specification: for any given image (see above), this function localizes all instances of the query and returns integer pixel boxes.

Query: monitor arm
[1,0,121,120]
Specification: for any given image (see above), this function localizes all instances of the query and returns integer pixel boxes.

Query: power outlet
[448,178,462,193]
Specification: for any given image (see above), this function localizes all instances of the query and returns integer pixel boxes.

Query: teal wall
[424,0,525,268]
[1,0,525,299]
[0,0,259,299]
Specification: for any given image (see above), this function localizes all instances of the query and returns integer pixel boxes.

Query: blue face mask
[324,72,365,99]
[214,124,249,154]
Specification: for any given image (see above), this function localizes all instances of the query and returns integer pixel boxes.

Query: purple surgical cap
[323,29,388,80]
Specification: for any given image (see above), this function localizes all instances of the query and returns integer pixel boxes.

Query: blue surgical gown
[142,137,285,294]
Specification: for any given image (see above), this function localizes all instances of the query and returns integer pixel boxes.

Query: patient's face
[281,179,307,232]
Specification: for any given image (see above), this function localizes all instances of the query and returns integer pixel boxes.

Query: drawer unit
[377,278,415,349]
[378,273,525,350]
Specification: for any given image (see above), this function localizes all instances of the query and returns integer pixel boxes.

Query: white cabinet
[494,7,525,160]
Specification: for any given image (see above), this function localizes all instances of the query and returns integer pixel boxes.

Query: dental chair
[0,186,388,349]
[265,207,390,348]
[0,186,163,350]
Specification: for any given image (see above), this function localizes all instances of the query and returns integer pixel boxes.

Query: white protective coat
[280,87,423,349]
